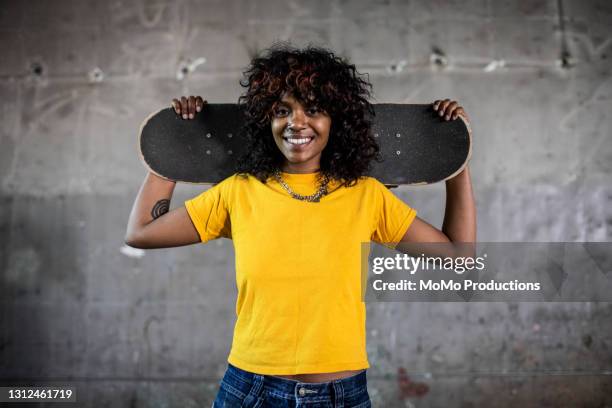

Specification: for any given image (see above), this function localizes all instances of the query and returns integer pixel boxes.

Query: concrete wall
[1,0,611,406]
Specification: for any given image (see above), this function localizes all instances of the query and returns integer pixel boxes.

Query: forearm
[442,166,476,242]
[125,172,177,242]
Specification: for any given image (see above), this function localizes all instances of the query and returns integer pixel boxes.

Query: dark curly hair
[235,43,380,187]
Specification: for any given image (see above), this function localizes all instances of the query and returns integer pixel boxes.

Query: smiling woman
[233,45,380,188]
[127,43,475,407]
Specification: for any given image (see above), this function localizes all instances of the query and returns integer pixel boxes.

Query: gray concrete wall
[1,0,611,406]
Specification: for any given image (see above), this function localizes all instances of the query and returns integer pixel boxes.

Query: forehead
[278,92,315,105]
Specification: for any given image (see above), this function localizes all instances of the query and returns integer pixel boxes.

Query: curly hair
[235,43,380,187]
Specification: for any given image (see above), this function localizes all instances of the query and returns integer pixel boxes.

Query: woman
[126,45,475,407]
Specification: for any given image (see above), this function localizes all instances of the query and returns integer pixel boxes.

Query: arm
[442,165,476,242]
[124,172,200,249]
[125,96,207,249]
[399,166,476,244]
[397,99,476,256]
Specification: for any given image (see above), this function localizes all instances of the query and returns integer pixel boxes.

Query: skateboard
[138,104,471,186]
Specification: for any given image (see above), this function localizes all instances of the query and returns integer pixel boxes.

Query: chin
[287,155,313,164]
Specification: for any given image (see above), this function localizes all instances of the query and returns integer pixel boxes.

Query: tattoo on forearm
[151,199,170,219]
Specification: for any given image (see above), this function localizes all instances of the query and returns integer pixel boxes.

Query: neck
[281,162,320,174]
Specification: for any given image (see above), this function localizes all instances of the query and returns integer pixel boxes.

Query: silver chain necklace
[273,169,330,202]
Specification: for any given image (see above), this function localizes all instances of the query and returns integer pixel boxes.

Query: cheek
[317,119,332,141]
[271,120,284,137]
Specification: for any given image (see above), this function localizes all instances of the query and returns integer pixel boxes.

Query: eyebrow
[278,99,320,107]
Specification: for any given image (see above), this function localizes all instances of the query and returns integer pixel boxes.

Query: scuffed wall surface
[1,0,611,406]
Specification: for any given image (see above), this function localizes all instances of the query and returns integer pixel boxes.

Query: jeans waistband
[225,363,368,399]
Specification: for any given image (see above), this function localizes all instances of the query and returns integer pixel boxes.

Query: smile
[283,136,314,146]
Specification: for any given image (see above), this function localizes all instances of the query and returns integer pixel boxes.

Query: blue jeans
[212,363,372,407]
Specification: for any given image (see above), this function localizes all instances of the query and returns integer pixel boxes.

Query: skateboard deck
[139,104,471,186]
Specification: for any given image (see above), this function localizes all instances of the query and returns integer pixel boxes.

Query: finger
[195,96,205,112]
[180,96,188,119]
[172,99,181,115]
[433,100,441,110]
[438,99,451,116]
[455,107,468,121]
[188,95,195,119]
[452,106,463,120]
[444,101,458,120]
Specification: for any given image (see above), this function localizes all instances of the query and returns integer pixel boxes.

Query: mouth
[283,135,315,147]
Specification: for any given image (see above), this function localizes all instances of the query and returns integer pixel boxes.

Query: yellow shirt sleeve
[184,176,233,243]
[371,178,417,245]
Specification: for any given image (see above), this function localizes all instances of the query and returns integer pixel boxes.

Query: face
[270,93,331,173]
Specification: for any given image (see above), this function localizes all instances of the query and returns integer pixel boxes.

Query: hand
[432,99,469,123]
[171,96,206,120]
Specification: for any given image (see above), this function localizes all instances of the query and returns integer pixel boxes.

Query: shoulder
[328,176,386,198]
[364,177,399,192]
[215,173,254,187]
[213,172,268,194]
[353,176,386,191]
[356,177,400,202]
[229,172,268,187]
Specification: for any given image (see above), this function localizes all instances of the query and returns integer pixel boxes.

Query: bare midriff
[270,369,365,383]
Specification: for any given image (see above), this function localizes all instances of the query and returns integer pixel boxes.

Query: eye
[273,106,289,117]
[306,106,322,115]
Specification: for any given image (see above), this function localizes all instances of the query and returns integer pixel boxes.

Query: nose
[288,109,307,130]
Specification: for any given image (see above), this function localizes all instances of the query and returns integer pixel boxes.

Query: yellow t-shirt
[184,172,417,375]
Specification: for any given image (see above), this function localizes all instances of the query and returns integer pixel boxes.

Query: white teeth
[285,137,312,145]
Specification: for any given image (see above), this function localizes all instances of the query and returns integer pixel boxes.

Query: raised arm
[125,95,207,249]
[397,99,476,257]
[399,165,476,244]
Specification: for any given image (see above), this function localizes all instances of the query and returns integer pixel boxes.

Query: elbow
[124,239,141,249]
[449,241,477,260]
[124,231,146,249]
[124,237,141,249]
